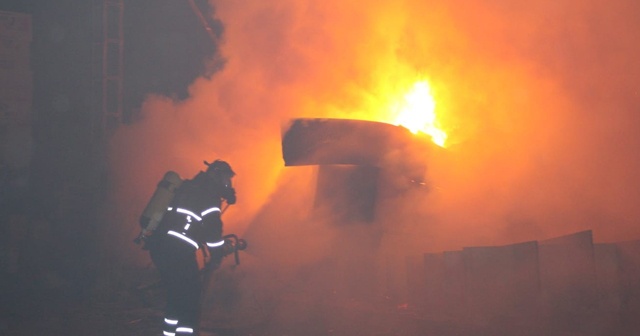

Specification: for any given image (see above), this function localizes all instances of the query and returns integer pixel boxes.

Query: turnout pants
[149,235,202,335]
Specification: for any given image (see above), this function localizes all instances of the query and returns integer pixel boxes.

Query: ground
[2,264,638,336]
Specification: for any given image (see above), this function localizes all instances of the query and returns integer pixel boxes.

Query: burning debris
[282,118,435,183]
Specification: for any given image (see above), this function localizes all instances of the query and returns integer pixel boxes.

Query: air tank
[139,170,183,236]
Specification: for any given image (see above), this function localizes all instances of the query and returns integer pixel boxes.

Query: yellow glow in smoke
[394,81,447,147]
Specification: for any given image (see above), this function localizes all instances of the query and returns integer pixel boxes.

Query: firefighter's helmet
[204,159,235,177]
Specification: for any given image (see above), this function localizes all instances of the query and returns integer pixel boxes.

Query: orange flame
[393,80,447,147]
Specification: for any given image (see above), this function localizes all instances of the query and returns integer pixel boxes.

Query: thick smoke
[105,0,640,330]
[421,0,640,248]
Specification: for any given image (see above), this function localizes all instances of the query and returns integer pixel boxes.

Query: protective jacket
[156,171,235,251]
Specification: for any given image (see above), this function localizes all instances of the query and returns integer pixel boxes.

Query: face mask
[220,175,233,188]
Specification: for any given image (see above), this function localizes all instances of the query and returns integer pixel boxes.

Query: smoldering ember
[2,1,640,336]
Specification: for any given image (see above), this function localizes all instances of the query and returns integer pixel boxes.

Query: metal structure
[91,0,123,137]
[187,0,218,45]
[88,0,214,137]
[282,118,432,182]
[282,118,435,223]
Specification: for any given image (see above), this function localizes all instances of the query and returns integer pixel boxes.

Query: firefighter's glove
[224,187,236,205]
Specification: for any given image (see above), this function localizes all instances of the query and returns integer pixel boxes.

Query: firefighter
[145,159,236,336]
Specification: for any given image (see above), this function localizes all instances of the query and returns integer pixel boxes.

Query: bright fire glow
[393,81,447,147]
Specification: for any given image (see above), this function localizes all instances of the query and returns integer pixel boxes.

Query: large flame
[393,80,447,147]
